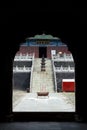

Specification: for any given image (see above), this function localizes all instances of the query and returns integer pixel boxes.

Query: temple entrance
[39,47,47,58]
[12,34,75,113]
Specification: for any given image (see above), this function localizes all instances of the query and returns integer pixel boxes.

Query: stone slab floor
[13,91,75,112]
[0,122,87,130]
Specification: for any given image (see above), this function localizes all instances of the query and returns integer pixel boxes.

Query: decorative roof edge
[26,34,60,40]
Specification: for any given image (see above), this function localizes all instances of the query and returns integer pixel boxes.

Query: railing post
[54,66,57,92]
[51,53,57,92]
[29,53,34,92]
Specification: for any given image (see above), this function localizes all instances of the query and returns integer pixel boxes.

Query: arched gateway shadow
[0,11,85,122]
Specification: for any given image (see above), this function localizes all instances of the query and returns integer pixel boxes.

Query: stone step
[31,58,54,92]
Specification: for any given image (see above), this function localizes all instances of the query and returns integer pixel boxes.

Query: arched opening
[1,10,86,122]
[12,34,76,113]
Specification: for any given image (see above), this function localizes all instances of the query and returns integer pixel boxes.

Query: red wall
[47,46,57,58]
[16,46,39,58]
[62,81,75,92]
[16,46,70,58]
[47,46,70,58]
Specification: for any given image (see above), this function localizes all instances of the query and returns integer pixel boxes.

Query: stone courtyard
[13,90,75,112]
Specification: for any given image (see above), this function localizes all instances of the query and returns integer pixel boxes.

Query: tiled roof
[26,33,60,40]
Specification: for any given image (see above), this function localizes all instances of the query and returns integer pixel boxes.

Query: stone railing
[54,66,75,72]
[51,54,57,92]
[29,53,35,92]
[52,53,74,61]
[14,53,33,61]
[13,66,31,72]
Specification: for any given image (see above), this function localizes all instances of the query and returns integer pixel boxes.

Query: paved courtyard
[12,58,75,112]
[13,90,75,112]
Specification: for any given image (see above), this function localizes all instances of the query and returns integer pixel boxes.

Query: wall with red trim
[62,81,75,92]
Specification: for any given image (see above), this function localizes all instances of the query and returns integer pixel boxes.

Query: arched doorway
[12,34,76,113]
[0,9,85,122]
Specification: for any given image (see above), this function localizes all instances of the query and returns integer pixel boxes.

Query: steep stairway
[31,58,54,92]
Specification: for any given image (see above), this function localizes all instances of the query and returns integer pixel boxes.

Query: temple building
[13,34,75,93]
[17,33,70,58]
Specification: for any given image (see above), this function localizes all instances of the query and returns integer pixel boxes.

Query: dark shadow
[0,10,86,122]
[39,47,47,58]
[13,73,31,91]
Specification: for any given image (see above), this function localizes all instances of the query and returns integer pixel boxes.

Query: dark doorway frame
[39,47,47,58]
[1,10,85,122]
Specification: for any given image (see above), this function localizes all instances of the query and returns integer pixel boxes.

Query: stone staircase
[31,58,54,92]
